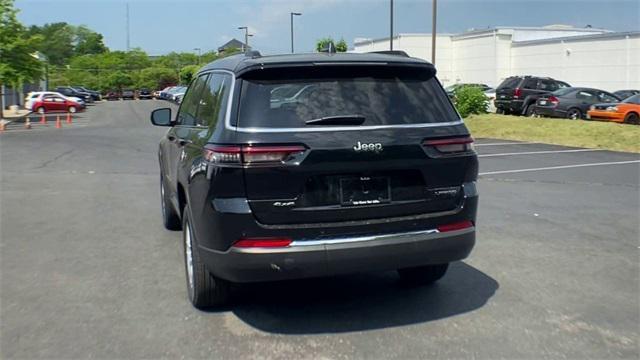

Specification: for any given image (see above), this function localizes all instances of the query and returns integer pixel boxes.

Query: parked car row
[103,88,156,101]
[493,75,639,124]
[157,86,187,104]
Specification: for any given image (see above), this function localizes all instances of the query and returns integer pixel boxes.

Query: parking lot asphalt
[1,101,638,359]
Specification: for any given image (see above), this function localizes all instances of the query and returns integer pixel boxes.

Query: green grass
[464,114,640,153]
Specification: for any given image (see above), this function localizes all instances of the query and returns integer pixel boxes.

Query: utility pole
[431,0,437,65]
[194,48,201,64]
[389,0,394,50]
[126,3,130,51]
[238,26,249,52]
[290,12,302,53]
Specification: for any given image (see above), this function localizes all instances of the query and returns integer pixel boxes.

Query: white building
[353,25,640,92]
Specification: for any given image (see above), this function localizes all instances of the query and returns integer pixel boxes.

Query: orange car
[587,94,640,124]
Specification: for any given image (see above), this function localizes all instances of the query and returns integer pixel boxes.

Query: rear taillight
[514,88,522,99]
[437,220,474,233]
[423,136,474,153]
[232,237,292,248]
[203,144,306,166]
[548,96,559,105]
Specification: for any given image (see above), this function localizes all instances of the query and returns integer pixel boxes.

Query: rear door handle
[178,139,193,146]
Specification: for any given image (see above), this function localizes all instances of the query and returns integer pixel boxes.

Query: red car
[32,94,83,114]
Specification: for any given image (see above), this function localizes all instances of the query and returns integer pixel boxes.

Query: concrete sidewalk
[2,108,31,119]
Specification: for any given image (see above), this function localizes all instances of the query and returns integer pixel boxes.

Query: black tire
[182,206,231,309]
[566,108,582,120]
[624,112,639,125]
[398,263,449,285]
[525,104,536,117]
[160,174,181,230]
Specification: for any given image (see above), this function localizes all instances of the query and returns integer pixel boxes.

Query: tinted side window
[177,74,209,126]
[196,73,232,127]
[598,92,619,103]
[539,80,558,91]
[623,94,640,104]
[576,91,596,101]
[522,78,538,89]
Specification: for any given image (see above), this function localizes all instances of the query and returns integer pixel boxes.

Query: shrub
[454,85,487,118]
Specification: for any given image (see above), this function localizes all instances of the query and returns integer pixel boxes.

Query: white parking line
[480,160,640,176]
[478,149,601,158]
[475,142,537,146]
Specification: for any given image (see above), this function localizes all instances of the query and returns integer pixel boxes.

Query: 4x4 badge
[353,141,383,152]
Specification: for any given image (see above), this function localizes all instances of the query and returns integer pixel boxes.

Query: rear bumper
[534,105,564,118]
[495,99,524,112]
[199,227,475,283]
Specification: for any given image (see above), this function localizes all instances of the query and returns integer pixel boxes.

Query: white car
[484,88,497,113]
[25,91,85,111]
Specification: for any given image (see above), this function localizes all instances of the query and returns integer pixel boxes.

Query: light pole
[290,12,302,53]
[389,0,394,50]
[238,26,249,52]
[431,0,437,65]
[193,48,201,64]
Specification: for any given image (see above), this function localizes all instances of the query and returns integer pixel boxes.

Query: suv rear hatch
[234,65,476,225]
[496,76,522,102]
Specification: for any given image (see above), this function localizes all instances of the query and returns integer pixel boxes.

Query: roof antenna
[319,41,336,54]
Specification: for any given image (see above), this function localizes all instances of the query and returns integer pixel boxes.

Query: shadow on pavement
[228,261,498,334]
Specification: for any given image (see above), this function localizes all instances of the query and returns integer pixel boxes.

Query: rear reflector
[233,237,293,248]
[203,144,306,166]
[423,136,474,153]
[437,220,474,232]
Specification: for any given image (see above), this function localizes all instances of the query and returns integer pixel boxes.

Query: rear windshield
[552,88,575,96]
[497,77,521,89]
[237,66,458,128]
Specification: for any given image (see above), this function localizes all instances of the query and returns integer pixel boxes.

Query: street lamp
[431,0,437,65]
[193,48,201,64]
[389,0,394,50]
[290,12,302,53]
[238,26,249,52]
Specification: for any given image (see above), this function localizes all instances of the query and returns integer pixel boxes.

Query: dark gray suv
[151,51,479,308]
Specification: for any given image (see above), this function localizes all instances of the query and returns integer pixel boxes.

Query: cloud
[236,0,340,38]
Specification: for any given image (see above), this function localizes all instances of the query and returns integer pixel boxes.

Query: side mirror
[151,108,172,126]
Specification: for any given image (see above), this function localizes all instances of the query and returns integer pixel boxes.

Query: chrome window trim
[219,69,465,133]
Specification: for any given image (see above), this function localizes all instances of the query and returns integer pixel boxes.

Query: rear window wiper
[305,115,366,126]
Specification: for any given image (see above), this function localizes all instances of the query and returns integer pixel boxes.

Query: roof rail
[369,50,410,57]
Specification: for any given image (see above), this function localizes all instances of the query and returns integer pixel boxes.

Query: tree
[105,71,133,91]
[316,37,347,53]
[179,65,199,84]
[0,0,43,114]
[138,67,177,90]
[26,22,75,65]
[74,25,108,56]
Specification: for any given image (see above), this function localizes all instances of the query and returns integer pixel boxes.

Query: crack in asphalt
[33,149,75,170]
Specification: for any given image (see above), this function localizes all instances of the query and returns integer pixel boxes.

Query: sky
[15,0,640,55]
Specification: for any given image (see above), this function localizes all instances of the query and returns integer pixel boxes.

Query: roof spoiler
[244,50,262,58]
[369,50,410,57]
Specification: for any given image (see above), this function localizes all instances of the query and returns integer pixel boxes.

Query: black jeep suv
[151,51,479,308]
[495,75,570,116]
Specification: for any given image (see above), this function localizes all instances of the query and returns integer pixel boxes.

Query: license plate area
[340,176,391,206]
